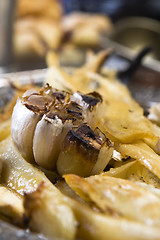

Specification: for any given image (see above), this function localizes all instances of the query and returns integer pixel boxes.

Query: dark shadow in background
[62,0,160,22]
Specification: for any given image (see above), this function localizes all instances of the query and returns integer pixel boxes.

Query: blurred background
[62,0,160,21]
[0,0,159,71]
[0,0,159,112]
[0,0,160,107]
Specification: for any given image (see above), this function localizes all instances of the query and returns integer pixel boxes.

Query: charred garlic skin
[11,84,112,175]
[70,91,102,128]
[57,124,113,177]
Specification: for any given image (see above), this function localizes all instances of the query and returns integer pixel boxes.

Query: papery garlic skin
[11,99,41,162]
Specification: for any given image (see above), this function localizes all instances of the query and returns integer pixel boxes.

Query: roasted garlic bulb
[11,84,113,176]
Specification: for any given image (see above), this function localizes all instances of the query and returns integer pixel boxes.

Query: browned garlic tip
[57,124,113,177]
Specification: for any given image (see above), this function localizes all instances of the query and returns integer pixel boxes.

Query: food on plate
[64,173,160,226]
[14,0,63,57]
[24,181,160,240]
[57,124,113,176]
[1,50,160,239]
[14,17,63,57]
[14,0,113,58]
[46,50,160,154]
[16,0,62,20]
[62,12,113,48]
[0,119,11,142]
[24,182,77,240]
[11,83,113,176]
[148,103,160,126]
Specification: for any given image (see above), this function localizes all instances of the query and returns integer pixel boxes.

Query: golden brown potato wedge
[24,182,77,240]
[0,185,24,227]
[46,51,76,91]
[69,198,160,240]
[14,18,63,57]
[0,119,11,142]
[16,0,62,20]
[62,13,113,48]
[64,174,160,227]
[115,141,160,179]
[0,137,51,195]
[97,100,154,143]
[75,205,160,240]
[106,160,160,189]
[24,181,160,240]
[0,137,78,239]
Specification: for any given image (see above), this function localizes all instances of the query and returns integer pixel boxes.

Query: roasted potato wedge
[115,141,160,179]
[0,119,11,142]
[69,198,160,240]
[0,137,51,195]
[24,182,77,240]
[64,173,160,227]
[106,160,160,189]
[24,181,160,240]
[0,185,24,227]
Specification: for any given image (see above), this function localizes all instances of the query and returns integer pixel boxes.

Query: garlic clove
[33,114,63,170]
[57,124,113,177]
[11,88,54,163]
[11,99,41,162]
[33,101,84,170]
[91,138,113,175]
[70,91,102,128]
